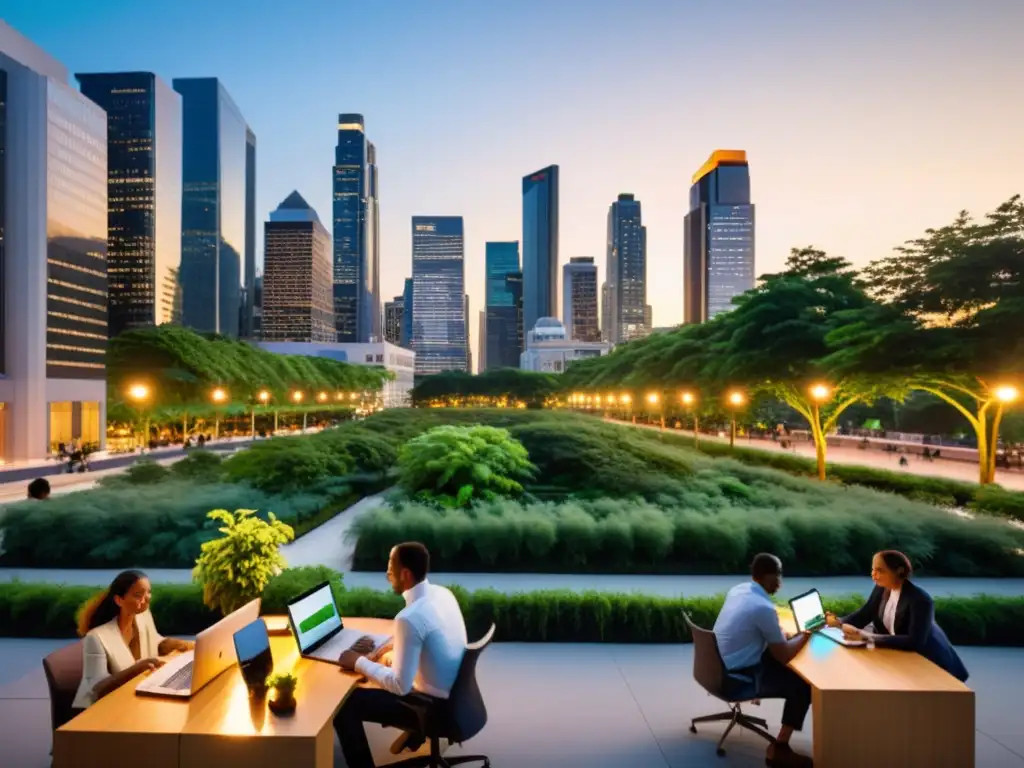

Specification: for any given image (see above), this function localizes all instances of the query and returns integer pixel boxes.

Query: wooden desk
[778,608,975,767]
[55,617,393,768]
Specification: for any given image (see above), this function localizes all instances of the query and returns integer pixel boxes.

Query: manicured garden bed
[2,567,1021,646]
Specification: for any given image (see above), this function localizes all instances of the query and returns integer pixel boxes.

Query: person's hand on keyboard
[131,657,165,676]
[350,635,376,654]
[338,637,376,671]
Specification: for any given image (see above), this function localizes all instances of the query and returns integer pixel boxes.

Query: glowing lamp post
[210,388,228,440]
[622,393,634,423]
[808,383,833,480]
[292,391,307,432]
[680,391,699,447]
[256,390,273,436]
[647,392,663,430]
[127,384,150,449]
[726,390,746,449]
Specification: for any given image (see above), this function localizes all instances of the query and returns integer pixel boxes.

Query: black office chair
[389,624,495,768]
[683,612,774,757]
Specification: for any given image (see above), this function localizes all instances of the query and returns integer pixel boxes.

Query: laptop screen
[790,590,826,632]
[287,583,342,653]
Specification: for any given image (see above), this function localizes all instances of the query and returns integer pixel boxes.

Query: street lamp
[808,383,833,480]
[996,385,1019,404]
[726,390,746,449]
[127,384,150,449]
[257,390,274,436]
[621,393,634,423]
[291,391,307,432]
[317,391,328,403]
[647,392,663,430]
[680,391,699,447]
[210,388,228,440]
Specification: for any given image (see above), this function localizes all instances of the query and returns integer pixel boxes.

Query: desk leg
[812,688,975,768]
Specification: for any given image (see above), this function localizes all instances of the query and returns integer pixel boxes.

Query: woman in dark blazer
[826,550,969,682]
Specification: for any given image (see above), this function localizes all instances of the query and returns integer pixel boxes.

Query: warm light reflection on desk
[210,639,303,736]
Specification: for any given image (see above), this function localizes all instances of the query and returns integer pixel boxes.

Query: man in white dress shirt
[336,542,468,768]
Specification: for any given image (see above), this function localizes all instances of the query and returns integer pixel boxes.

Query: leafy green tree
[831,196,1024,483]
[411,368,559,407]
[221,437,353,494]
[398,425,536,507]
[192,508,295,615]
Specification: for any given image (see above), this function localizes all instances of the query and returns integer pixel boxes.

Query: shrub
[971,485,1024,523]
[352,492,1024,577]
[192,508,295,615]
[222,437,353,494]
[2,574,1022,647]
[398,425,535,507]
[170,450,226,483]
[313,428,398,476]
[99,457,170,487]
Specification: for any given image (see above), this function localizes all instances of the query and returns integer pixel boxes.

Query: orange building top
[691,149,748,184]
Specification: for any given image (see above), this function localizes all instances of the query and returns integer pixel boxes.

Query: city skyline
[7,2,1024,363]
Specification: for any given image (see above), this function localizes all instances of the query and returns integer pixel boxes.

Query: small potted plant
[266,672,298,715]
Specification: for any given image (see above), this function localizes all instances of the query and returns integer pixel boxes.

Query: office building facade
[520,318,611,373]
[484,240,520,370]
[172,78,252,337]
[410,216,466,375]
[0,21,108,462]
[261,192,334,343]
[242,127,257,337]
[522,165,559,335]
[606,193,647,342]
[76,72,182,336]
[684,150,755,323]
[506,271,524,357]
[332,113,379,343]
[384,295,404,345]
[400,276,413,348]
[562,257,600,342]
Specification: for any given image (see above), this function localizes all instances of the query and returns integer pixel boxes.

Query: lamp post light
[621,393,634,423]
[256,390,272,436]
[996,385,1019,405]
[291,391,307,432]
[606,393,617,419]
[726,390,746,449]
[680,391,699,447]
[808,383,833,480]
[647,392,663,430]
[210,387,228,440]
[127,384,150,449]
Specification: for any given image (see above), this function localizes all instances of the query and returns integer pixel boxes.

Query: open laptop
[788,588,866,647]
[233,618,274,690]
[286,581,391,664]
[136,598,261,698]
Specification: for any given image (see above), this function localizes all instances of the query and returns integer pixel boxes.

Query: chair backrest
[443,624,495,743]
[683,612,728,698]
[43,640,84,732]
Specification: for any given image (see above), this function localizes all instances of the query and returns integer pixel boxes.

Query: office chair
[389,624,495,768]
[683,612,775,757]
[43,640,84,760]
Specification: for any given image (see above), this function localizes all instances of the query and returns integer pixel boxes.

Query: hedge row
[2,567,1022,646]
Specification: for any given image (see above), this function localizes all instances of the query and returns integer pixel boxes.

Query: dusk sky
[7,1,1024,360]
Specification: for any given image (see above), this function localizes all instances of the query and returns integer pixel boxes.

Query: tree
[839,196,1024,483]
[411,368,559,407]
[694,248,903,480]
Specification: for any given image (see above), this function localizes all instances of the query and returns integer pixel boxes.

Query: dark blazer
[841,580,969,682]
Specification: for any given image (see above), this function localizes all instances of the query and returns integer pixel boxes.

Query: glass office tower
[77,72,182,336]
[684,150,755,324]
[400,276,413,348]
[333,113,379,342]
[522,165,559,336]
[172,77,251,337]
[484,241,520,370]
[384,296,404,344]
[563,257,600,342]
[411,216,466,375]
[606,193,647,342]
[243,127,257,338]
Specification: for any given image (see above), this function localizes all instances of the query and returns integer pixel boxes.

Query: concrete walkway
[3,638,1022,767]
[610,418,1024,490]
[279,492,388,571]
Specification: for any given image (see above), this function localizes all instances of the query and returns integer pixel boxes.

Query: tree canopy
[411,368,559,407]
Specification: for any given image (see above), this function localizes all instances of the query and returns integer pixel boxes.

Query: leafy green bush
[398,425,535,507]
[353,488,1024,577]
[971,485,1024,523]
[313,428,398,475]
[98,457,171,487]
[192,509,295,615]
[170,450,226,483]
[2,573,1021,647]
[222,437,353,494]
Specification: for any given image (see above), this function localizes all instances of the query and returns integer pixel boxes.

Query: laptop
[788,588,866,647]
[136,598,261,698]
[233,618,274,690]
[286,581,391,664]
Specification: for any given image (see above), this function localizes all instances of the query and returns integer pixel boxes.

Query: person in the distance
[72,570,194,709]
[825,550,968,682]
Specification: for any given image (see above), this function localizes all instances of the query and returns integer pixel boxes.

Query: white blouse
[882,589,901,635]
[72,610,164,709]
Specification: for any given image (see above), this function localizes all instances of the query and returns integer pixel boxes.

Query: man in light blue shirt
[713,554,813,768]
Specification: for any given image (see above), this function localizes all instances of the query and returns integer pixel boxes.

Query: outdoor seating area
[2,638,1022,767]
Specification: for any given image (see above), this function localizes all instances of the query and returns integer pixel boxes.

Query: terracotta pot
[268,691,296,715]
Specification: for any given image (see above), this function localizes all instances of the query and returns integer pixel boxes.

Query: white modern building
[257,341,415,408]
[519,317,612,374]
[0,21,109,463]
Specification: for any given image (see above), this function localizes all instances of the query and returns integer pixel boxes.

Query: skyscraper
[261,191,334,343]
[484,241,520,370]
[522,165,558,335]
[606,193,647,342]
[478,309,486,374]
[601,282,611,342]
[0,20,109,461]
[411,216,466,375]
[563,257,600,342]
[332,113,379,343]
[464,293,472,374]
[400,276,413,348]
[506,271,524,361]
[384,295,404,345]
[76,72,182,336]
[172,77,252,337]
[242,127,257,338]
[684,150,755,324]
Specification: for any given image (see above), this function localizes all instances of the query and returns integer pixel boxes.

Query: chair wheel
[716,747,726,757]
[690,724,697,733]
